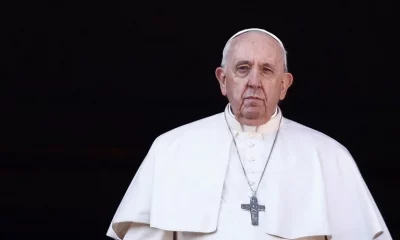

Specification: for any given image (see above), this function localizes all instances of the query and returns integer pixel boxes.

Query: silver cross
[241,196,265,225]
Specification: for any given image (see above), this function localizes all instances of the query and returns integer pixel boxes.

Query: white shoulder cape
[106,111,392,240]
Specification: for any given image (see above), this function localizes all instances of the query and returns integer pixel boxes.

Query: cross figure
[241,196,265,226]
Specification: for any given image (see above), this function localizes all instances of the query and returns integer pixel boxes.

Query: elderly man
[106,28,392,240]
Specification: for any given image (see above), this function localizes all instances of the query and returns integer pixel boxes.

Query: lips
[245,97,263,100]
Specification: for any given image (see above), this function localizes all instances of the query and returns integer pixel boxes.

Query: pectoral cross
[241,196,265,226]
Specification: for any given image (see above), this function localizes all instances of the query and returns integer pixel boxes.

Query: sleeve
[106,138,164,240]
[122,223,173,240]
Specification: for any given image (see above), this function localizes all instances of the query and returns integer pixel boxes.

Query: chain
[223,110,282,196]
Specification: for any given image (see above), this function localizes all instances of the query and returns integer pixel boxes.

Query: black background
[1,1,398,239]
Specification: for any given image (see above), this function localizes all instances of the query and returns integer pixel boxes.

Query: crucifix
[241,196,265,226]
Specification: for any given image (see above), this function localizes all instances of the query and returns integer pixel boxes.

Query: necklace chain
[224,111,282,197]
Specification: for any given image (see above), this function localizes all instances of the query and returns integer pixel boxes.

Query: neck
[229,106,276,127]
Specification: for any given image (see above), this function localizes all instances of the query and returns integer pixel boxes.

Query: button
[248,157,255,162]
[249,181,255,186]
[248,168,254,173]
[248,142,255,147]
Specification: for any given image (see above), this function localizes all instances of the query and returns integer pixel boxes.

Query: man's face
[216,32,293,126]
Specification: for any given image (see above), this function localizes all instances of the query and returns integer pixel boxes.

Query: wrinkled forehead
[230,32,283,65]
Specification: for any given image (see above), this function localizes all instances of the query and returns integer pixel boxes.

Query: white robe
[106,104,392,240]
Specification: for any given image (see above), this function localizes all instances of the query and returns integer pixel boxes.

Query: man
[106,28,392,239]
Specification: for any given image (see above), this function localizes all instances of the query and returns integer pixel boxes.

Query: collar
[224,103,282,136]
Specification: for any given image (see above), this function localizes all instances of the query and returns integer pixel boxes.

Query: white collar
[225,103,281,135]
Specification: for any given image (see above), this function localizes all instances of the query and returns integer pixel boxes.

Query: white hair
[220,28,288,72]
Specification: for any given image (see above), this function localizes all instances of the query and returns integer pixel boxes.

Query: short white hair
[220,28,288,72]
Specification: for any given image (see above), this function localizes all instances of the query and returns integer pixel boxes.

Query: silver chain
[223,110,282,197]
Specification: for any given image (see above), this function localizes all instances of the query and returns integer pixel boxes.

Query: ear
[279,72,293,100]
[215,67,227,96]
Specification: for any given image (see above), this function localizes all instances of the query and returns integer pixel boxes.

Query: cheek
[262,81,281,98]
[231,79,247,95]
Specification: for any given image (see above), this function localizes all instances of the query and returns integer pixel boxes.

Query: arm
[106,138,162,239]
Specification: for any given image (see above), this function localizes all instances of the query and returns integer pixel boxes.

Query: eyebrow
[234,60,275,69]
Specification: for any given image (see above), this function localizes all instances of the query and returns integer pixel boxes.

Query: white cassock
[106,104,392,240]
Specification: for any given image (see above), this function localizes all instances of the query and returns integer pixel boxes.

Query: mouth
[245,97,263,100]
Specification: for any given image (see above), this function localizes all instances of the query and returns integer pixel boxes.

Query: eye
[237,65,250,72]
[263,68,272,73]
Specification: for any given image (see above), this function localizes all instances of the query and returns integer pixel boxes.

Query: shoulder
[283,117,351,155]
[152,112,225,148]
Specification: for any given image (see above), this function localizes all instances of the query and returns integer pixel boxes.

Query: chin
[242,110,262,120]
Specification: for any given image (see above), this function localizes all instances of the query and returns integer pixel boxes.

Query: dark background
[1,1,398,240]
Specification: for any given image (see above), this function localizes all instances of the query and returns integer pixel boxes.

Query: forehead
[229,32,283,65]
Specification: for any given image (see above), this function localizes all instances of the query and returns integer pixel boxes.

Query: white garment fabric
[106,104,392,240]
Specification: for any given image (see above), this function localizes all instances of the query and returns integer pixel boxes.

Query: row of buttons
[246,133,258,195]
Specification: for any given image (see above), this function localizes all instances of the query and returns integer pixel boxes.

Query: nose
[247,70,262,88]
